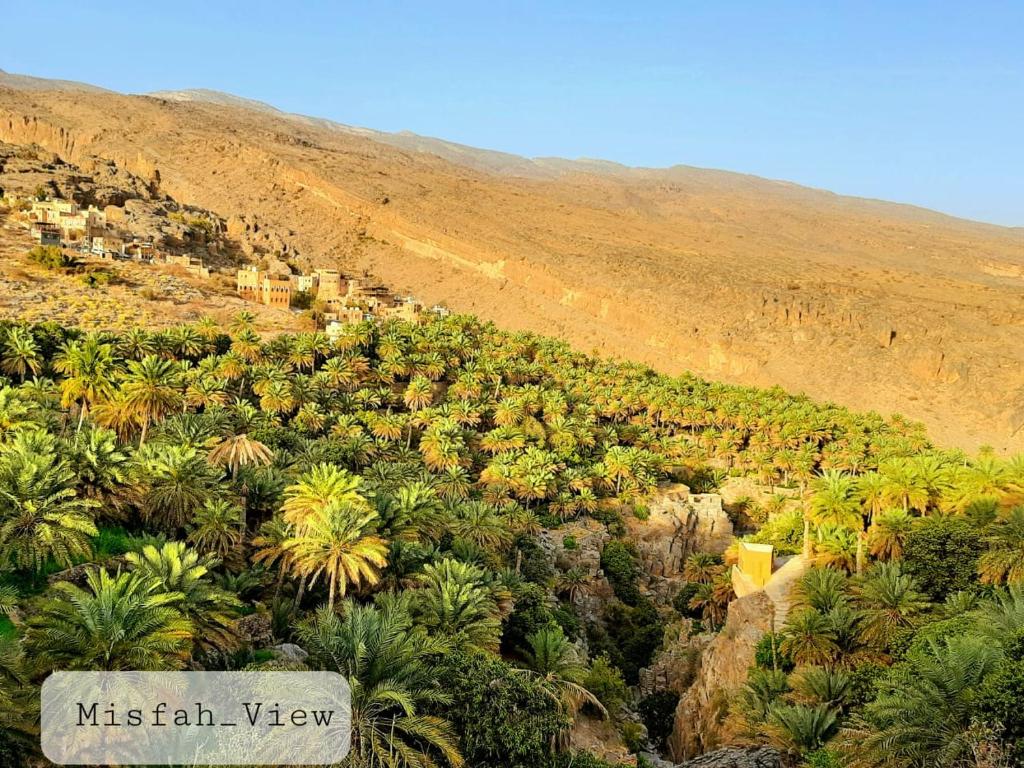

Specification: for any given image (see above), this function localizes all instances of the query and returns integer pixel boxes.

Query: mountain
[0,68,111,93]
[1,70,1022,451]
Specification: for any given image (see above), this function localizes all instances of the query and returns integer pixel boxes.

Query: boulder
[236,613,274,648]
[270,643,309,663]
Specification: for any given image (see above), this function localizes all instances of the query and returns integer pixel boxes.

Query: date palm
[296,598,463,768]
[868,508,913,562]
[126,541,240,655]
[519,624,605,721]
[187,498,245,565]
[25,568,192,671]
[0,327,41,383]
[64,426,129,519]
[856,562,928,652]
[283,500,388,610]
[207,432,273,478]
[447,499,513,553]
[684,552,724,584]
[0,432,98,571]
[841,636,1001,768]
[412,558,503,652]
[120,355,183,445]
[767,702,839,760]
[53,334,120,432]
[131,444,222,531]
[780,609,839,667]
[978,506,1024,584]
[0,386,38,438]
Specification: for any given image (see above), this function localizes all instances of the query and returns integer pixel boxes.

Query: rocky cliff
[668,592,775,761]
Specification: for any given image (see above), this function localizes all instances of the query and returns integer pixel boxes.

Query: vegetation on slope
[0,314,1021,767]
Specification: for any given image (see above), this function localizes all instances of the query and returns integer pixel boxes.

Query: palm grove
[0,313,1022,768]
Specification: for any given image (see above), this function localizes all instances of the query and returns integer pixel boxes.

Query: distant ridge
[0,68,111,93]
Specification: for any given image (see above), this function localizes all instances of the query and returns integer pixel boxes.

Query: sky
[3,1,1022,226]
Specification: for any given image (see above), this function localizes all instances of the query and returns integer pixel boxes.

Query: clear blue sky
[4,1,1022,226]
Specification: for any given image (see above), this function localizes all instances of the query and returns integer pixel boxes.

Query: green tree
[26,569,192,670]
[296,598,463,768]
[125,541,240,655]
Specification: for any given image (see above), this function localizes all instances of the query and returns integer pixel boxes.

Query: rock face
[676,747,783,768]
[3,82,1023,454]
[638,620,709,699]
[668,592,775,761]
[628,484,734,604]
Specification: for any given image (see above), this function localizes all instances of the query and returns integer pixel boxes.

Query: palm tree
[791,666,852,707]
[793,568,849,613]
[879,458,929,514]
[53,335,120,432]
[841,636,1001,768]
[125,542,240,655]
[64,425,126,500]
[557,566,589,603]
[447,500,514,553]
[281,463,367,528]
[25,568,192,671]
[856,562,928,652]
[403,375,434,413]
[0,432,98,571]
[780,609,839,666]
[810,469,866,573]
[0,327,42,383]
[684,552,724,584]
[868,509,913,561]
[0,386,38,438]
[296,599,463,768]
[187,499,245,565]
[282,500,388,610]
[412,558,503,652]
[120,355,183,444]
[131,444,223,531]
[207,433,274,477]
[519,624,605,721]
[978,506,1024,584]
[688,571,734,631]
[767,702,839,760]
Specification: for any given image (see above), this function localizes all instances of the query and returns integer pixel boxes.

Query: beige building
[261,274,292,308]
[291,273,318,294]
[237,267,262,301]
[315,269,345,302]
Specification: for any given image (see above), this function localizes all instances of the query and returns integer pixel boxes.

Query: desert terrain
[1,71,1022,451]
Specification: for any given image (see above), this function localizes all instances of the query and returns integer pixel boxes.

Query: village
[3,190,445,339]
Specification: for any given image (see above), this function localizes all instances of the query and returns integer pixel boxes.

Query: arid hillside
[1,76,1022,451]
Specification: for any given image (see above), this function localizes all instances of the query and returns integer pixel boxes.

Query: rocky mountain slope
[1,72,1022,451]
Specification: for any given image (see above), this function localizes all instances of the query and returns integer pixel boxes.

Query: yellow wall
[738,542,774,589]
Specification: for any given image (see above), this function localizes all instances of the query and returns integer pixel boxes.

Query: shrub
[601,540,641,605]
[755,631,795,672]
[562,534,578,551]
[639,690,680,749]
[516,536,555,584]
[673,582,701,619]
[903,517,982,600]
[583,654,630,717]
[621,720,646,753]
[746,508,804,555]
[803,748,843,768]
[436,651,567,768]
[975,659,1024,766]
[80,270,114,288]
[27,245,79,271]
